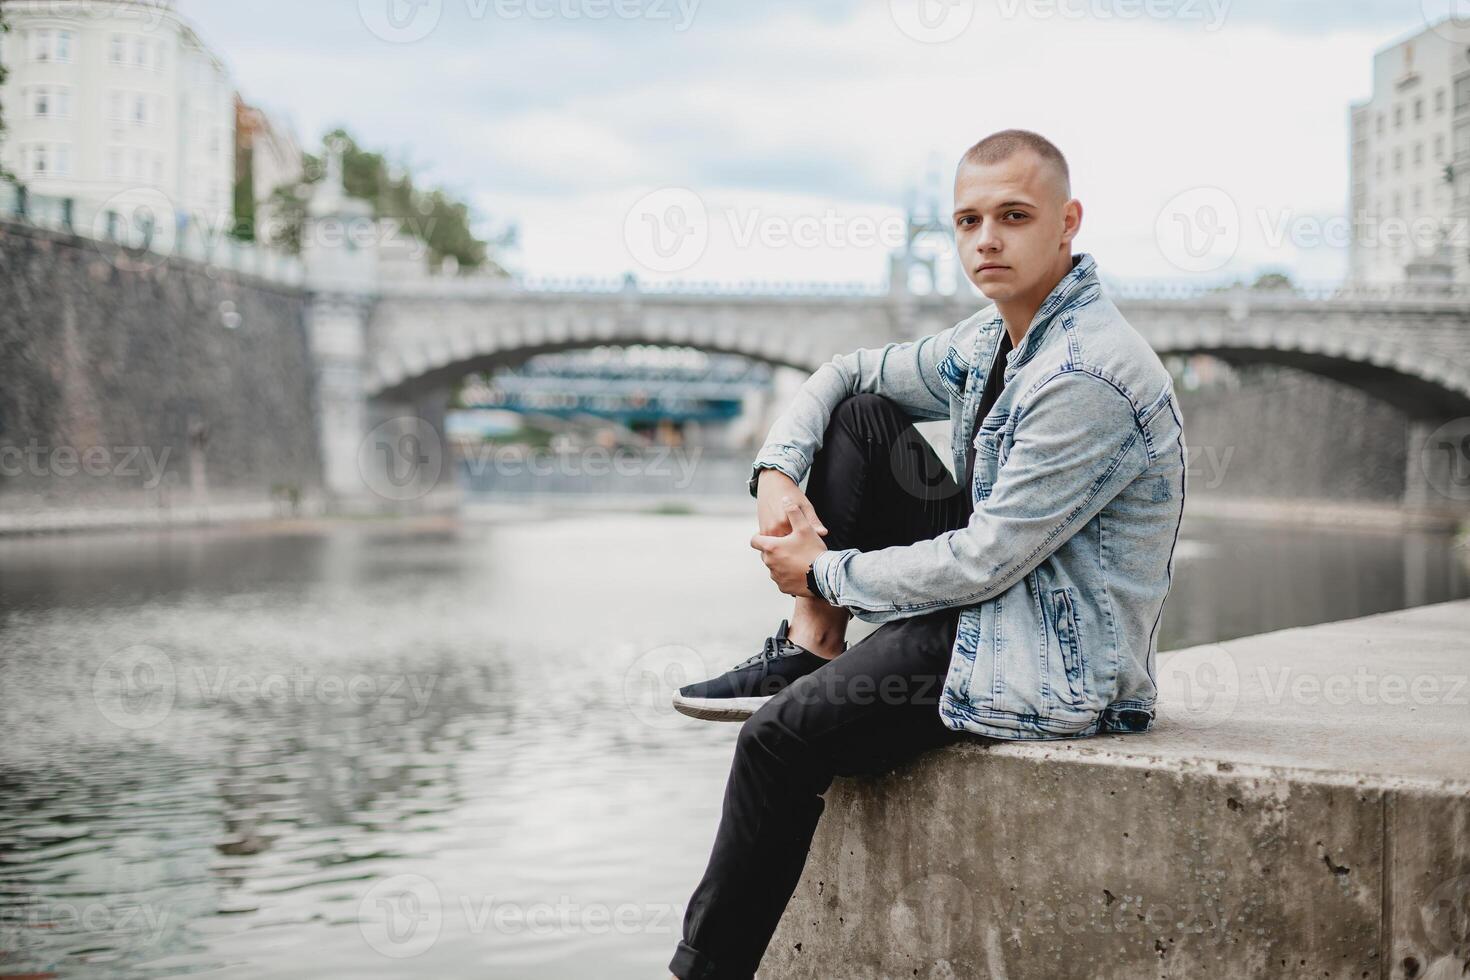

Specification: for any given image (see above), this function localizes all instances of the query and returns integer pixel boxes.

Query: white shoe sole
[670,693,771,722]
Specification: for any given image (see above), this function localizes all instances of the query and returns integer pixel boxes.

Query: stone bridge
[297,165,1470,513]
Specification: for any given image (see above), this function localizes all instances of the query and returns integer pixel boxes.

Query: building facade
[0,0,235,247]
[1349,22,1470,284]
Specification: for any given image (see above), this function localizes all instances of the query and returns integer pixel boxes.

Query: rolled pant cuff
[670,939,752,980]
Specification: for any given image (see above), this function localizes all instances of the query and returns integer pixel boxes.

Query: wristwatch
[805,561,823,601]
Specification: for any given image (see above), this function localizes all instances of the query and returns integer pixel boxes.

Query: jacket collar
[974,252,1102,382]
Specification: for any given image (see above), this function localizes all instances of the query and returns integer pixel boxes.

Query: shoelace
[736,634,787,670]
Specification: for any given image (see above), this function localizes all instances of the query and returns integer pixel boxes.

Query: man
[667,130,1186,980]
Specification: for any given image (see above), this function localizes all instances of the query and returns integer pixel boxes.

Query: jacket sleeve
[810,369,1151,621]
[746,317,969,496]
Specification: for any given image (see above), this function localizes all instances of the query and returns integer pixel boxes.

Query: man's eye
[1004,211,1028,221]
[957,216,977,226]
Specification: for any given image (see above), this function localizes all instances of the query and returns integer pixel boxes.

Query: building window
[1437,88,1447,113]
[133,94,149,125]
[1376,113,1385,136]
[1413,186,1422,210]
[1415,98,1424,121]
[107,147,124,179]
[32,144,49,176]
[1393,192,1402,217]
[109,34,126,64]
[55,145,71,176]
[107,90,125,121]
[1376,154,1384,178]
[1437,134,1446,159]
[132,37,147,68]
[1394,148,1403,172]
[1395,105,1403,128]
[1415,142,1424,166]
[29,29,52,62]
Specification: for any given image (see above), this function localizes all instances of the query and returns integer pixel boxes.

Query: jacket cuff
[811,548,855,605]
[747,445,808,497]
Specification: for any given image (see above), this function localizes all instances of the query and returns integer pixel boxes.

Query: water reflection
[0,512,1466,978]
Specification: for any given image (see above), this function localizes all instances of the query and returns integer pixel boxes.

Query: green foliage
[255,128,511,273]
[0,5,13,185]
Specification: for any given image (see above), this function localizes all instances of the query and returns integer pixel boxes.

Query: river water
[1,511,1466,978]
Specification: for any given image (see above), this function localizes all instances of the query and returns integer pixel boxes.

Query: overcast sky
[179,0,1452,286]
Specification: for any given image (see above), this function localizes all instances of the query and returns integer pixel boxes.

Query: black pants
[671,393,997,980]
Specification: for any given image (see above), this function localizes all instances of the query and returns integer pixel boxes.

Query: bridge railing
[0,185,305,287]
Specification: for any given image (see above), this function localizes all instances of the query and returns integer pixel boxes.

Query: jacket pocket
[1049,587,1087,705]
[937,345,970,399]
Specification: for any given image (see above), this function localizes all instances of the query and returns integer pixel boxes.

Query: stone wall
[1177,366,1409,503]
[0,220,321,515]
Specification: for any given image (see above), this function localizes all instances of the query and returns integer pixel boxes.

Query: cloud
[181,0,1427,284]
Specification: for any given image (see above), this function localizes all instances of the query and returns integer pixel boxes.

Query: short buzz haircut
[960,129,1071,196]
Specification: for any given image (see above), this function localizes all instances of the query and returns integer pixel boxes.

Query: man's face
[952,150,1081,303]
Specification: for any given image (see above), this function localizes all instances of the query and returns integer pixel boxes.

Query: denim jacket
[748,253,1186,740]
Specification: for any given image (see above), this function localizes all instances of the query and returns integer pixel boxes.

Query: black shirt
[961,331,1014,500]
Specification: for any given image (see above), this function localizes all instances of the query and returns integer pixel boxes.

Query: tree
[0,4,14,185]
[254,128,512,273]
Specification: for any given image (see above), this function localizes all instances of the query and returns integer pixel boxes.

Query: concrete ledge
[766,600,1470,980]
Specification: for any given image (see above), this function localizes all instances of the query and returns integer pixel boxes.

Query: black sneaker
[671,619,845,722]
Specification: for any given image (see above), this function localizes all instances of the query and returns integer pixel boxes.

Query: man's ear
[1061,198,1083,245]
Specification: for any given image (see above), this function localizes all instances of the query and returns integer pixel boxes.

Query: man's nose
[973,220,1001,251]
